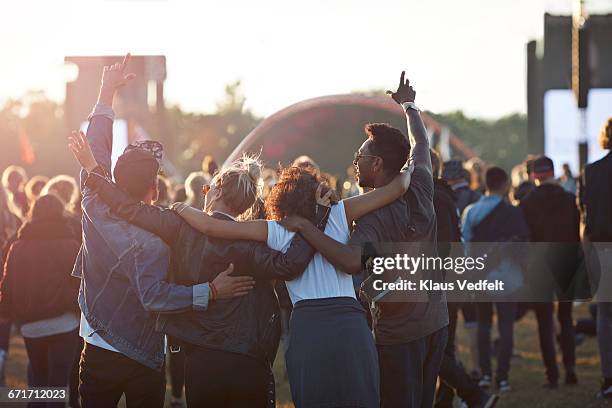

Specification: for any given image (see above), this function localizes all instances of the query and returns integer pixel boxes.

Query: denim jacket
[72,105,209,370]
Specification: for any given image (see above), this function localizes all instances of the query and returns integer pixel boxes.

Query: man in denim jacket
[70,55,252,408]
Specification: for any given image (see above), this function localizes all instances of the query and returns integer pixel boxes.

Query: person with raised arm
[276,73,449,408]
[172,146,413,407]
[70,54,248,408]
[70,140,338,406]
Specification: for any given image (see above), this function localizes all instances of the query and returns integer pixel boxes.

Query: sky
[1,0,611,119]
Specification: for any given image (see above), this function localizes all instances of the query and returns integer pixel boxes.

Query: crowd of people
[0,53,610,408]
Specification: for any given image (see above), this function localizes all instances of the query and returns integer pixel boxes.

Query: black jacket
[520,183,588,300]
[0,217,80,324]
[86,172,323,367]
[433,179,461,246]
[580,151,612,242]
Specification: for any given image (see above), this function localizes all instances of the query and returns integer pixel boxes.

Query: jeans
[23,330,80,408]
[477,302,516,381]
[183,345,270,408]
[598,302,612,379]
[378,326,448,408]
[78,343,165,408]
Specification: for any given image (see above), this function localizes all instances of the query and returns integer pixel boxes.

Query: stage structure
[527,12,612,169]
[225,94,476,174]
[64,55,172,159]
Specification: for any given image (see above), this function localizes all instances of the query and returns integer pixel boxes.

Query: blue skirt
[286,297,380,408]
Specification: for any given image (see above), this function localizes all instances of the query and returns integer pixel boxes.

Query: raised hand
[101,53,136,91]
[68,130,98,172]
[386,71,416,105]
[211,264,255,299]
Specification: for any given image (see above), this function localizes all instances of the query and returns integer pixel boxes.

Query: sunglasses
[353,152,379,165]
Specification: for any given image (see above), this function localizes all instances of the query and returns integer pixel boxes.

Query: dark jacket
[85,172,323,367]
[580,151,612,242]
[75,108,199,371]
[0,217,80,324]
[520,182,590,300]
[520,183,580,243]
[434,179,461,249]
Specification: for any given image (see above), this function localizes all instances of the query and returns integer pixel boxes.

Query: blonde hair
[25,175,49,203]
[210,154,263,220]
[600,117,611,150]
[41,175,78,210]
[1,165,27,190]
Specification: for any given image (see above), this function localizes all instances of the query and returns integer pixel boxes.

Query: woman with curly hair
[174,163,412,408]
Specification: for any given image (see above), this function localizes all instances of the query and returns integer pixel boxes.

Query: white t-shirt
[267,200,356,304]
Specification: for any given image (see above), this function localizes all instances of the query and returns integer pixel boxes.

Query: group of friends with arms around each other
[0,52,611,408]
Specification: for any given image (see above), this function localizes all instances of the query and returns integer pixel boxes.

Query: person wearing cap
[442,160,482,217]
[579,117,612,399]
[69,55,252,408]
[519,155,582,389]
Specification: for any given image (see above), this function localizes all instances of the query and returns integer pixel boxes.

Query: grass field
[3,303,611,407]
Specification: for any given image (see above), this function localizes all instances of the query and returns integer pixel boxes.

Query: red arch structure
[225,94,477,170]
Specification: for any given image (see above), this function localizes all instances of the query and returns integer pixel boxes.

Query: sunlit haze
[2,0,611,118]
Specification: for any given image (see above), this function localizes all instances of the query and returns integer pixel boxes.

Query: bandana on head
[123,140,164,161]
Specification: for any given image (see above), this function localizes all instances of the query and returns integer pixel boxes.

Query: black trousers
[23,330,80,408]
[183,345,271,408]
[531,302,576,382]
[78,343,165,408]
[378,327,448,408]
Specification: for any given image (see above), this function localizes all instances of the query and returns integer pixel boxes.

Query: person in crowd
[559,163,577,194]
[466,158,486,194]
[41,175,82,241]
[292,155,320,174]
[155,175,173,208]
[74,121,412,408]
[431,150,498,408]
[173,185,187,203]
[442,160,481,216]
[511,181,535,205]
[579,117,612,399]
[42,175,79,211]
[201,155,218,180]
[0,186,21,386]
[69,54,248,408]
[24,175,49,206]
[342,165,361,198]
[184,171,207,210]
[261,73,447,408]
[0,194,80,406]
[520,156,580,388]
[1,165,29,217]
[462,167,529,393]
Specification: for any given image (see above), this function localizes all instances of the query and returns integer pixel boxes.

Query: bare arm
[343,168,412,226]
[387,71,431,173]
[174,203,268,242]
[279,215,363,274]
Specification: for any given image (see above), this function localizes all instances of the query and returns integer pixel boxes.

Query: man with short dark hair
[520,155,581,389]
[462,167,528,393]
[280,72,449,408]
[70,55,250,408]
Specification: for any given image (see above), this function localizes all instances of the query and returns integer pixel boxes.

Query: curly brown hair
[265,166,327,222]
[600,117,612,150]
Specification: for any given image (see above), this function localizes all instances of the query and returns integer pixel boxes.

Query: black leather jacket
[85,172,325,367]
